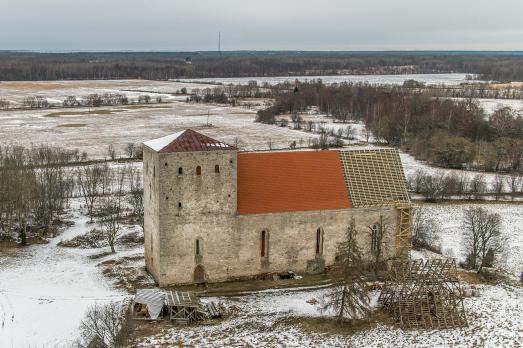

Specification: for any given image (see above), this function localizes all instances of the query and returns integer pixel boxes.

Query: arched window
[178,167,183,174]
[260,230,269,257]
[215,164,220,173]
[316,228,323,255]
[196,166,202,175]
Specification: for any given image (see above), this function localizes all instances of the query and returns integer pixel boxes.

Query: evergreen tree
[322,218,370,323]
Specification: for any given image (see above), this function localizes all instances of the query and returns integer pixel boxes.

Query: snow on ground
[178,73,473,86]
[0,198,140,347]
[138,283,523,347]
[0,80,218,106]
[400,152,516,193]
[451,98,523,116]
[0,102,317,159]
[421,203,523,277]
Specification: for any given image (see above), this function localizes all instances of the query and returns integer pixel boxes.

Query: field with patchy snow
[177,73,474,86]
[0,199,142,347]
[420,202,523,277]
[138,283,523,347]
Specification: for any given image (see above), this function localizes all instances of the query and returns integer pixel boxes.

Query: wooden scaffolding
[379,259,468,329]
[166,291,207,324]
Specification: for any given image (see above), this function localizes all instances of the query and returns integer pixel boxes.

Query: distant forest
[1,51,523,82]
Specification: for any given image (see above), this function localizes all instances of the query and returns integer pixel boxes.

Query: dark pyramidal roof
[144,129,236,153]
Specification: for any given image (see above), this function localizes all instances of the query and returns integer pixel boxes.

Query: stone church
[143,129,412,285]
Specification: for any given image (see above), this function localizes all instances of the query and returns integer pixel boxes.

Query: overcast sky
[1,0,522,51]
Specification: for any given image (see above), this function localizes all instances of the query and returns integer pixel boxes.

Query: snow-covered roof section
[143,129,236,153]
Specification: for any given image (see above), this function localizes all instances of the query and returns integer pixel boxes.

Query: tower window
[178,167,183,174]
[165,162,168,167]
[260,230,269,257]
[195,239,201,255]
[196,166,202,176]
[215,164,220,173]
[178,202,182,209]
[316,228,323,255]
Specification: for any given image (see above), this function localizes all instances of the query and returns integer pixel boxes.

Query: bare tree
[321,218,370,323]
[505,173,523,200]
[491,175,505,200]
[107,144,117,161]
[79,301,132,348]
[463,207,503,273]
[127,166,144,230]
[125,143,135,159]
[77,165,102,223]
[412,207,440,251]
[97,169,125,253]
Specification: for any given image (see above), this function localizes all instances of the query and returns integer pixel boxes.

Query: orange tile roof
[237,151,351,215]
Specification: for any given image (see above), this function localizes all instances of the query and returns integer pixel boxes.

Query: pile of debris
[131,289,223,324]
[379,259,468,329]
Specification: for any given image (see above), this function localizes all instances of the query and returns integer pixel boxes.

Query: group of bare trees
[0,143,144,249]
[408,170,523,201]
[76,164,143,253]
[0,145,76,243]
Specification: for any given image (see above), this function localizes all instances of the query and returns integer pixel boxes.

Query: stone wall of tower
[153,149,238,285]
[143,147,161,281]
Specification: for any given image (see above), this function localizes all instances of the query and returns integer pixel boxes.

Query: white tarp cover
[134,289,165,319]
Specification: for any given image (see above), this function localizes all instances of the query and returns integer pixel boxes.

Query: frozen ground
[421,203,523,277]
[0,80,218,106]
[138,282,523,347]
[178,73,474,86]
[451,98,523,116]
[0,199,141,347]
[0,101,317,159]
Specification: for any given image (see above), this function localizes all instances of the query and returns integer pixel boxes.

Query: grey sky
[1,0,522,51]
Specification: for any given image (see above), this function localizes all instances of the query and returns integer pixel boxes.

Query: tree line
[255,81,523,173]
[1,51,523,82]
[0,144,144,248]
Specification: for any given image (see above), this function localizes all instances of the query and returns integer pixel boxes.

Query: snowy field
[0,199,141,347]
[421,203,523,277]
[0,101,317,159]
[452,98,523,116]
[178,73,473,86]
[0,80,219,106]
[138,283,523,347]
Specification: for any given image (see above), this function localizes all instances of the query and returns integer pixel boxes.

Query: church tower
[143,129,237,285]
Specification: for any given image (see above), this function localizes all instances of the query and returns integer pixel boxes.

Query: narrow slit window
[178,167,183,174]
[215,164,220,173]
[316,228,323,255]
[261,230,267,257]
[195,239,200,255]
[196,166,202,176]
[178,202,182,209]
